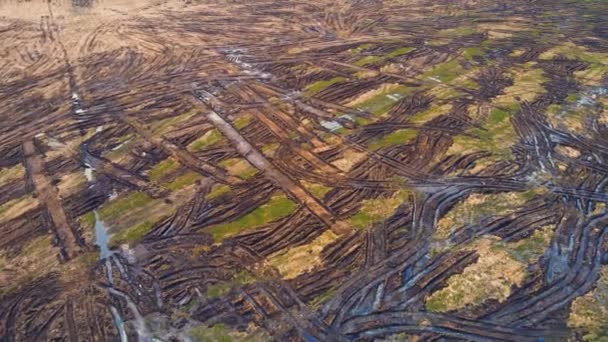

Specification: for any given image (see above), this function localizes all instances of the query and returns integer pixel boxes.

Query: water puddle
[93,211,111,259]
[85,167,136,341]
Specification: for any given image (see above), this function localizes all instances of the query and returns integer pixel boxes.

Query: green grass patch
[207,194,297,243]
[301,181,332,198]
[386,47,415,58]
[350,43,372,55]
[188,129,224,152]
[354,84,412,115]
[566,93,580,103]
[98,191,153,221]
[348,190,410,229]
[354,55,383,67]
[206,270,255,299]
[409,104,451,125]
[219,158,258,179]
[420,59,464,83]
[207,184,231,200]
[233,114,253,129]
[103,135,135,161]
[309,288,336,308]
[462,47,485,61]
[111,220,154,245]
[438,26,478,38]
[426,289,455,312]
[0,164,25,186]
[502,225,553,264]
[79,211,96,230]
[148,158,180,182]
[190,323,231,342]
[165,171,203,191]
[150,110,197,134]
[206,283,231,299]
[368,129,418,150]
[541,43,608,65]
[305,76,347,96]
[449,105,519,158]
[435,190,539,240]
[189,322,270,342]
[568,267,608,341]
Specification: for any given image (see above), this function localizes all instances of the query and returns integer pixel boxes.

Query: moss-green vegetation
[301,180,332,198]
[419,59,464,83]
[350,43,372,54]
[305,76,347,96]
[348,190,409,229]
[267,230,337,279]
[187,129,224,152]
[353,84,412,115]
[435,190,545,240]
[165,171,203,191]
[409,104,452,125]
[190,324,232,342]
[206,270,255,299]
[354,55,383,67]
[233,114,253,129]
[232,270,255,285]
[0,164,25,186]
[259,142,280,158]
[438,26,478,38]
[207,194,297,242]
[149,110,197,135]
[569,266,608,341]
[79,211,96,230]
[462,47,484,61]
[219,158,258,179]
[498,225,554,264]
[102,134,135,161]
[0,195,38,223]
[309,287,336,308]
[189,323,271,342]
[111,220,154,245]
[540,42,608,65]
[0,235,59,294]
[206,184,231,200]
[449,105,519,159]
[448,64,547,158]
[368,129,418,150]
[98,191,153,221]
[206,282,231,298]
[387,47,415,58]
[351,47,413,71]
[426,238,526,312]
[566,93,580,103]
[575,63,608,86]
[148,158,180,182]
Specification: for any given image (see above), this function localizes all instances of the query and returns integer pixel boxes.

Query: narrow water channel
[85,163,129,341]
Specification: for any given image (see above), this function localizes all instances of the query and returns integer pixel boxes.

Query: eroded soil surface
[1,0,608,340]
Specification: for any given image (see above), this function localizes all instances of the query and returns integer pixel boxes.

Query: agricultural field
[0,0,607,340]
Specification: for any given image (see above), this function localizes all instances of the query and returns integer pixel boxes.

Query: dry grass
[57,171,88,198]
[0,164,25,186]
[568,266,608,341]
[0,195,39,224]
[435,191,533,240]
[0,235,59,294]
[426,237,526,312]
[346,83,402,107]
[332,149,367,172]
[266,230,338,279]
